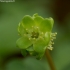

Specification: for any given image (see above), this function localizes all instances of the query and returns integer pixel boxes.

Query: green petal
[16,36,32,49]
[33,38,47,53]
[26,45,35,56]
[26,45,34,51]
[39,17,54,32]
[22,15,35,29]
[44,32,51,45]
[18,22,26,36]
[34,15,44,26]
[33,13,38,17]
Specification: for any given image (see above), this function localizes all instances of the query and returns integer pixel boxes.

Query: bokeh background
[0,0,70,70]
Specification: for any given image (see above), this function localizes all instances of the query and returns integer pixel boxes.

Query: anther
[39,36,42,38]
[51,38,53,41]
[33,38,35,40]
[24,34,26,36]
[29,38,31,40]
[41,32,43,34]
[53,34,56,36]
[26,29,28,31]
[52,42,54,44]
[52,37,56,39]
[51,32,57,36]
[55,32,57,35]
[37,27,39,29]
[49,44,52,47]
[49,47,53,50]
[47,46,53,50]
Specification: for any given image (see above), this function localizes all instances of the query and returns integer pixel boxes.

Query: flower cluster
[16,13,57,59]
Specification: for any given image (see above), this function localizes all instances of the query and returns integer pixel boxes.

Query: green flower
[16,13,57,59]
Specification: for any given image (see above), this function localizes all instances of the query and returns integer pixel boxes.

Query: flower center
[25,26,41,39]
[31,31,39,38]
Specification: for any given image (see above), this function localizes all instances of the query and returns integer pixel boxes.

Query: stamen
[41,32,43,34]
[47,46,53,50]
[39,36,42,38]
[51,38,53,41]
[33,38,35,40]
[50,41,54,44]
[32,26,33,28]
[29,38,31,40]
[52,42,54,44]
[24,34,26,36]
[52,37,56,39]
[37,27,39,29]
[26,29,28,31]
[55,32,57,35]
[53,34,56,36]
[51,32,57,36]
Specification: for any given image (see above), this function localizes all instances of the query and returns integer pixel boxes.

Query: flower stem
[45,49,56,70]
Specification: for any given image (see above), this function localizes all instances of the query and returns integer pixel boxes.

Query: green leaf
[22,15,35,29]
[39,17,54,32]
[16,36,32,49]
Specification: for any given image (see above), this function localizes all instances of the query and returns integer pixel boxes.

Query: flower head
[16,13,57,59]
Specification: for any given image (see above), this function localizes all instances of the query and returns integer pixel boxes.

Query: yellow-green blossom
[16,13,57,59]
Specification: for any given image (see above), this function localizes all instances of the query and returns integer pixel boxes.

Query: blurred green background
[0,0,70,70]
